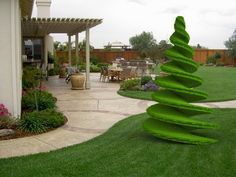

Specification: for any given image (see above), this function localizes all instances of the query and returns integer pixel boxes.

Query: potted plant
[69,55,85,90]
[70,69,85,90]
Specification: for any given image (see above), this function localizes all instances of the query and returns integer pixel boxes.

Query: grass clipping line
[143,16,218,144]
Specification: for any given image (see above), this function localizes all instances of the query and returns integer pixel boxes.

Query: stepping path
[1,73,236,158]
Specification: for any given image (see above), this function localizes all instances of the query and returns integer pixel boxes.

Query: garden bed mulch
[0,116,68,141]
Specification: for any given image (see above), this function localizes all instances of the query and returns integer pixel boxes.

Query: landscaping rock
[0,129,15,137]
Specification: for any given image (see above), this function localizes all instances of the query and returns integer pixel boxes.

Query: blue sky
[32,0,236,49]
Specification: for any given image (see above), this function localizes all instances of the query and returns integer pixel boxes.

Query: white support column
[68,34,72,66]
[75,33,79,68]
[0,0,21,118]
[44,35,48,70]
[85,28,90,89]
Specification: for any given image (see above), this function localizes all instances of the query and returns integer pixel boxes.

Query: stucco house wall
[0,0,22,118]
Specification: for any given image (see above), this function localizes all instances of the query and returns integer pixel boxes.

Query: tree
[53,41,70,51]
[143,16,218,144]
[129,31,157,57]
[191,44,207,49]
[78,40,94,51]
[225,29,236,63]
[146,40,172,63]
[53,41,61,51]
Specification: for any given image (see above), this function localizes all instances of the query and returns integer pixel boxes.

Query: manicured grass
[196,66,236,101]
[118,66,236,102]
[118,90,153,100]
[0,108,235,177]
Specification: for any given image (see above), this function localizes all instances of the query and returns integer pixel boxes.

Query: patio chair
[99,66,105,81]
[101,66,113,82]
[65,67,77,84]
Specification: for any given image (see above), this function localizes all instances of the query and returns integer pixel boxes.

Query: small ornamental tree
[143,16,218,144]
[225,29,236,64]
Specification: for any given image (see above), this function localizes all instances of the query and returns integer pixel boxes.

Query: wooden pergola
[22,17,102,89]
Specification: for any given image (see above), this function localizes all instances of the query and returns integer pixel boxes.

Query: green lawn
[0,108,235,177]
[119,66,236,102]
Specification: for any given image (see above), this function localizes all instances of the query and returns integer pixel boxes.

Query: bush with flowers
[0,104,10,117]
[143,80,158,91]
[0,104,16,130]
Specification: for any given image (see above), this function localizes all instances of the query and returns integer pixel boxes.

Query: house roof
[22,17,103,36]
[20,0,34,17]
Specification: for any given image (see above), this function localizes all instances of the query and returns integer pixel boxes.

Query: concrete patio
[0,73,153,158]
[1,73,236,159]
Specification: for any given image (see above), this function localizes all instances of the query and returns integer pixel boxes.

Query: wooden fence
[193,49,235,65]
[55,49,235,65]
[55,49,140,63]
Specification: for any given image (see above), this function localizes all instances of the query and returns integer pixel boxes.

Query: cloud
[199,7,236,17]
[128,0,145,6]
[162,7,185,14]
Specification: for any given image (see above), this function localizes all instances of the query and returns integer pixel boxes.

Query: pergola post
[44,35,48,70]
[85,27,90,89]
[68,34,72,66]
[75,33,79,69]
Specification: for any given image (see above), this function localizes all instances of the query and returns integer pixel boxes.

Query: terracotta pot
[71,73,85,90]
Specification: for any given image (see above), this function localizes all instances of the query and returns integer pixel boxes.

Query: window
[23,38,43,61]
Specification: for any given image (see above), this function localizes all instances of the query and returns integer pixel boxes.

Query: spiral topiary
[143,16,218,144]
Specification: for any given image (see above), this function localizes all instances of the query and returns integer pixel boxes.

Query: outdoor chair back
[100,66,113,82]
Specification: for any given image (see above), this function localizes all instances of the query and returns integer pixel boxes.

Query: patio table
[108,67,123,81]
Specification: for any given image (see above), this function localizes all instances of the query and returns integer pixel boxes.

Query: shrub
[22,90,56,111]
[79,64,86,71]
[79,64,101,72]
[90,64,101,72]
[22,66,40,90]
[141,76,153,85]
[57,57,67,65]
[48,52,54,64]
[97,63,110,68]
[90,57,99,65]
[20,113,45,133]
[48,68,56,76]
[20,109,65,133]
[120,79,141,90]
[143,80,158,91]
[206,52,222,65]
[0,116,17,129]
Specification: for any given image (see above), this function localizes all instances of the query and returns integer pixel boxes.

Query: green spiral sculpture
[143,16,218,144]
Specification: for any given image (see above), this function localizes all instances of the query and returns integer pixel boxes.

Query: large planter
[71,73,85,90]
